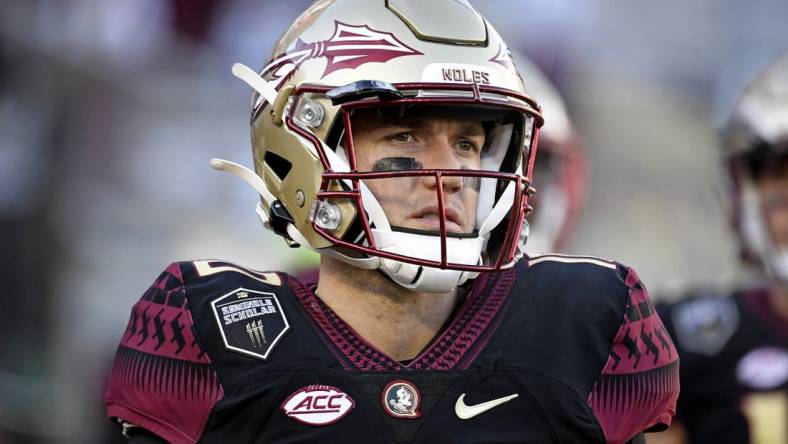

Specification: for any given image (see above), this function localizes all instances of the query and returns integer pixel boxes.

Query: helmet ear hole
[264,151,293,181]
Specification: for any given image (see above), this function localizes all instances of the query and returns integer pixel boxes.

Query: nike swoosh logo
[454,393,519,419]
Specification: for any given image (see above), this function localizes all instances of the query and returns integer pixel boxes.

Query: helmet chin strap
[740,179,788,284]
[374,231,483,293]
[357,178,522,293]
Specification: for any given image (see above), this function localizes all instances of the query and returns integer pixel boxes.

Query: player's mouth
[409,206,465,232]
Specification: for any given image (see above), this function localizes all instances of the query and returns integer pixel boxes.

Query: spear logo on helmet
[254,21,422,108]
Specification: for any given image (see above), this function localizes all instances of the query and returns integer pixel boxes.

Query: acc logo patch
[211,288,289,360]
[381,380,421,419]
[281,385,355,426]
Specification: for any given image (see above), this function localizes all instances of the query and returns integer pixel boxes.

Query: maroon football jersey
[106,255,678,443]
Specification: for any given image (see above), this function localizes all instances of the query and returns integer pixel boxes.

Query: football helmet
[514,54,586,255]
[214,0,543,292]
[720,53,788,283]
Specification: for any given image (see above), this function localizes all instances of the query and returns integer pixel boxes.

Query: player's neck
[315,257,459,362]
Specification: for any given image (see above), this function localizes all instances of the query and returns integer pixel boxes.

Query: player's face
[756,155,788,249]
[351,109,484,234]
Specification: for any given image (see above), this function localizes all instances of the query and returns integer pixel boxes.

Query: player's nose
[420,139,464,193]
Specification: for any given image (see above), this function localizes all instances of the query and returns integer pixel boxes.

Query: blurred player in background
[655,54,788,444]
[514,53,586,256]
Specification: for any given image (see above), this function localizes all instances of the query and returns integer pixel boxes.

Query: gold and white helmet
[720,53,788,283]
[214,0,543,292]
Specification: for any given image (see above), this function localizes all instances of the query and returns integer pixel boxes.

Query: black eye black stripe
[371,158,481,192]
[372,157,422,172]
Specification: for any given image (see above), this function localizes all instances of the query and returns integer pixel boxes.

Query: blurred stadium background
[0,0,786,442]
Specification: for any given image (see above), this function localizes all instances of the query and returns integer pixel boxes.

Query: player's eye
[389,131,417,144]
[456,140,480,152]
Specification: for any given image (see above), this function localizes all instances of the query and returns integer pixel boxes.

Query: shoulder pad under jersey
[105,260,285,443]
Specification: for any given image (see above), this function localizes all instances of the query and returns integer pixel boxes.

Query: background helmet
[222,0,543,292]
[514,53,587,255]
[719,53,788,283]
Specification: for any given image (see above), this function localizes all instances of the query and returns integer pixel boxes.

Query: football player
[105,1,678,442]
[655,55,788,444]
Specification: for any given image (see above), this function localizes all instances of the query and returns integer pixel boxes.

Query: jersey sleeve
[587,265,680,444]
[105,262,224,444]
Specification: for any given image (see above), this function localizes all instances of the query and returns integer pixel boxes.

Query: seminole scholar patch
[211,288,289,360]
